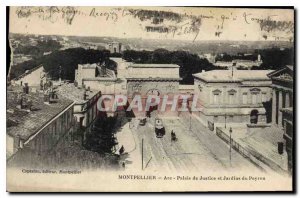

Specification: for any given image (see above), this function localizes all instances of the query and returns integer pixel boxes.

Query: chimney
[14,135,24,152]
[27,99,32,112]
[44,93,50,104]
[231,62,236,78]
[19,97,25,109]
[23,83,29,94]
[83,90,88,100]
[40,80,44,90]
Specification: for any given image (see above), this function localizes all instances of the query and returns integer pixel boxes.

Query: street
[124,113,264,174]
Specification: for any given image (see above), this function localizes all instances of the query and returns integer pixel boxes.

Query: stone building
[75,63,117,94]
[192,70,273,127]
[106,41,123,54]
[268,65,294,127]
[7,84,75,167]
[125,63,181,117]
[11,64,46,87]
[267,65,294,174]
[56,83,102,142]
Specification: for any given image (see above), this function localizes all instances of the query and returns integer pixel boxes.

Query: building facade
[11,64,46,87]
[268,65,294,174]
[125,63,181,117]
[193,70,273,127]
[7,84,75,167]
[106,42,123,54]
[56,83,102,141]
[75,63,117,94]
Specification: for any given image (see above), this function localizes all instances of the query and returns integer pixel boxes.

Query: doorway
[250,109,259,124]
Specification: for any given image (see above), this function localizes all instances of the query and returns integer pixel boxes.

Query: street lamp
[189,113,192,131]
[229,127,233,166]
[225,113,227,129]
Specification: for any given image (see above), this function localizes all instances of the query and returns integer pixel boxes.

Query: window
[228,115,234,122]
[242,93,248,104]
[213,93,220,104]
[250,88,261,104]
[53,121,57,136]
[213,116,218,122]
[227,89,237,104]
[228,93,234,104]
[251,93,258,104]
[212,89,222,104]
[198,84,203,92]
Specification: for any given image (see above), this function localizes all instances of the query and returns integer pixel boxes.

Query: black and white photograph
[6,6,295,192]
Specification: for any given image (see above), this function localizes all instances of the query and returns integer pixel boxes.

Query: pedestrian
[119,145,125,155]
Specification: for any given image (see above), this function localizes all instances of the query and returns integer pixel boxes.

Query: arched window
[250,109,259,124]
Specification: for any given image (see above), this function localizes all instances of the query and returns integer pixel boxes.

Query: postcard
[7,6,294,192]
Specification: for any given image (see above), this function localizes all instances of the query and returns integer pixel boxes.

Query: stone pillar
[272,89,277,124]
[278,90,283,127]
[285,91,290,108]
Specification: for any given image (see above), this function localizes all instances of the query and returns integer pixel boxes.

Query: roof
[126,77,181,81]
[56,82,99,104]
[7,85,74,140]
[78,63,98,68]
[129,64,180,68]
[13,64,43,81]
[193,70,273,83]
[287,65,294,71]
[267,65,294,78]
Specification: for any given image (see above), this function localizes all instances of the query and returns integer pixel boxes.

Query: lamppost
[229,127,233,166]
[188,96,192,131]
[225,113,227,129]
[189,113,192,131]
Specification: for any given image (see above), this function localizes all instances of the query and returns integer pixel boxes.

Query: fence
[215,127,286,173]
[216,127,251,158]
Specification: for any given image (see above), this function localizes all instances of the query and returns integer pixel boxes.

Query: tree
[84,116,118,155]
[252,48,294,70]
[10,48,111,80]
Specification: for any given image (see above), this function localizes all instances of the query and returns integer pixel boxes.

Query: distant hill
[9,33,294,55]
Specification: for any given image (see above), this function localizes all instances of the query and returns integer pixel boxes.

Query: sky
[9,6,294,42]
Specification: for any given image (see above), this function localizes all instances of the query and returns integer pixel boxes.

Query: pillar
[285,91,290,108]
[278,90,283,127]
[272,89,277,124]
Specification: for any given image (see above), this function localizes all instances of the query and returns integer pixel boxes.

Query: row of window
[213,91,267,104]
[32,108,74,153]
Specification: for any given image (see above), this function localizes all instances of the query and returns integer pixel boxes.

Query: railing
[216,127,260,159]
[215,127,286,173]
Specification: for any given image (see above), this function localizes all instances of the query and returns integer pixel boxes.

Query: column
[272,89,277,124]
[278,90,283,127]
[285,91,290,108]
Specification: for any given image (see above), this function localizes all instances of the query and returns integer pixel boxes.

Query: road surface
[127,113,264,174]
